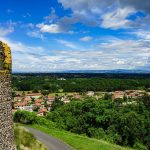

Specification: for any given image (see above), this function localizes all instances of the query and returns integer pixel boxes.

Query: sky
[0,0,150,72]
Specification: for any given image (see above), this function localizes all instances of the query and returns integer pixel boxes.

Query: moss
[0,41,12,72]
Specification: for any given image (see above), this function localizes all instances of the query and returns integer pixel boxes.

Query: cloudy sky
[0,0,150,72]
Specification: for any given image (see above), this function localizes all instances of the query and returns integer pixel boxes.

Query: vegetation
[29,124,132,150]
[51,95,64,111]
[13,74,150,150]
[14,124,47,150]
[47,96,150,150]
[12,74,150,92]
[13,94,150,150]
[13,110,56,129]
[14,112,132,150]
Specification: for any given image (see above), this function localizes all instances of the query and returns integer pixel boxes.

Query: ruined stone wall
[0,41,16,150]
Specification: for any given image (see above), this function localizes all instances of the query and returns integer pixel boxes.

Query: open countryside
[13,73,150,150]
[0,0,150,150]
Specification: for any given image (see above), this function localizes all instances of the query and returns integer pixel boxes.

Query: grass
[25,124,133,150]
[14,124,48,150]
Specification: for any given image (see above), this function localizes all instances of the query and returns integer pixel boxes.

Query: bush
[13,110,56,129]
[13,110,37,124]
[35,116,56,129]
[87,127,106,139]
[105,125,122,144]
[133,142,148,150]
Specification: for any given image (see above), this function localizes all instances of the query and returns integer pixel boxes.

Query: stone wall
[0,41,16,150]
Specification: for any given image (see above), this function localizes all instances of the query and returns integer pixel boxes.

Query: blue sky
[0,0,150,72]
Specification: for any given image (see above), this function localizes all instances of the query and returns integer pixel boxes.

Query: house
[23,106,33,112]
[47,96,55,105]
[63,99,70,103]
[34,103,42,107]
[37,108,47,116]
[73,94,81,99]
[87,91,95,97]
[14,96,23,102]
[112,90,145,101]
[61,96,70,103]
[57,78,66,81]
[24,97,32,103]
[35,99,43,104]
[112,91,125,100]
[14,102,28,110]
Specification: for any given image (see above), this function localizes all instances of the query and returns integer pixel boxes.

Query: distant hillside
[62,69,150,74]
[13,69,150,74]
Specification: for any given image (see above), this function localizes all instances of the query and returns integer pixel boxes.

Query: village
[13,92,80,116]
[13,89,149,116]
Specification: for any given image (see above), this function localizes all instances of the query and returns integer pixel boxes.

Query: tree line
[12,75,150,92]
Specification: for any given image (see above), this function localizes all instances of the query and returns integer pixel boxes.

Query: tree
[104,93,112,100]
[41,90,49,96]
[140,94,150,110]
[31,97,35,104]
[51,96,64,111]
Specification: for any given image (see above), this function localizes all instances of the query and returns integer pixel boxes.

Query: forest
[12,73,150,92]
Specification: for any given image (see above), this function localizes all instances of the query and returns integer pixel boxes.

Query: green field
[27,124,132,150]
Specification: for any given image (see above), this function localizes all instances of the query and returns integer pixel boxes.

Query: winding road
[25,127,74,150]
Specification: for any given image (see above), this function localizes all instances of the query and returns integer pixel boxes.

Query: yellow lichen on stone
[0,41,12,72]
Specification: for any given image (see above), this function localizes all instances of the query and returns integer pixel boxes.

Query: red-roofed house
[14,102,30,110]
[37,108,47,116]
[35,99,43,103]
[112,91,125,100]
[34,103,42,107]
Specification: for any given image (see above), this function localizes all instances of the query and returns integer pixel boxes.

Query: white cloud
[80,36,93,42]
[58,0,150,30]
[37,23,64,33]
[101,7,134,29]
[0,27,14,36]
[44,7,58,23]
[0,36,44,54]
[132,29,150,40]
[56,39,77,49]
[116,60,125,65]
[2,34,149,72]
[27,31,45,40]
[25,23,35,28]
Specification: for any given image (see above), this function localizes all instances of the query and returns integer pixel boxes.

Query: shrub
[13,110,56,129]
[13,110,37,124]
[87,127,106,139]
[133,142,148,150]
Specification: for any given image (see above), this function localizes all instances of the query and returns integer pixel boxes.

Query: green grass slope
[28,124,132,150]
